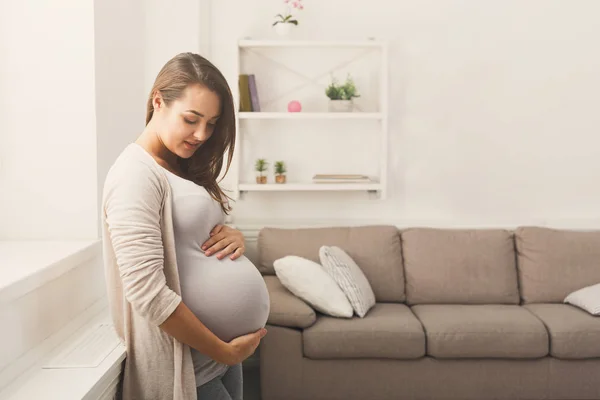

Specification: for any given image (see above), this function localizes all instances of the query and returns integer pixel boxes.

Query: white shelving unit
[238,112,383,120]
[238,39,384,49]
[231,38,389,199]
[238,182,383,192]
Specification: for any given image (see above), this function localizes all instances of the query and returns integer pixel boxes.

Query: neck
[137,120,178,167]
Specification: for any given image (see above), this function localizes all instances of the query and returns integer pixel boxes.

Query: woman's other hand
[201,224,246,260]
[224,328,268,366]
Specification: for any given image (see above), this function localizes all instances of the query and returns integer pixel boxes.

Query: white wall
[207,0,600,228]
[0,0,98,240]
[95,0,211,232]
[4,1,596,237]
[144,0,209,95]
[95,0,147,230]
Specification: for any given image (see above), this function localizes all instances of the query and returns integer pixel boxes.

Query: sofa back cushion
[402,228,520,305]
[516,226,600,303]
[257,225,405,302]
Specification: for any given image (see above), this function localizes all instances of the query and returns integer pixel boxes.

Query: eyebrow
[186,109,220,119]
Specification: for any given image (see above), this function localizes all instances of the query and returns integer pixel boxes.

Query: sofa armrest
[264,275,317,329]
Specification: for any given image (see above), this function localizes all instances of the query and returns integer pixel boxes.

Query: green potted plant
[325,74,360,112]
[255,158,268,184]
[274,161,287,184]
[272,0,304,37]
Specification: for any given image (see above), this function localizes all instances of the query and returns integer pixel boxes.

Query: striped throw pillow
[319,245,376,318]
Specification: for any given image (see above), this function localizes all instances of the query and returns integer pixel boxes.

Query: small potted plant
[255,158,268,184]
[325,74,360,112]
[274,161,287,184]
[272,0,304,37]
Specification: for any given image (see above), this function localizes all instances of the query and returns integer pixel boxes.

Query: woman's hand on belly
[201,224,246,260]
[223,328,268,366]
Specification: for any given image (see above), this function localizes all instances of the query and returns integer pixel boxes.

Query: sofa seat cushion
[524,303,600,359]
[412,305,548,358]
[303,303,425,359]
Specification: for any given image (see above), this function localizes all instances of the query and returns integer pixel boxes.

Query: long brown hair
[146,52,235,214]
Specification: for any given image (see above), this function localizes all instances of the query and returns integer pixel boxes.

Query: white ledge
[0,239,101,304]
[0,299,126,399]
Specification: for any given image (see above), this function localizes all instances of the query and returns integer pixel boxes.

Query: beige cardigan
[101,143,197,400]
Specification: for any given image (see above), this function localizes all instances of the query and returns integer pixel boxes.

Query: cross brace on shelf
[240,47,379,110]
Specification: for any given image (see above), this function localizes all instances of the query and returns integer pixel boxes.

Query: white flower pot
[328,100,353,112]
[273,22,293,37]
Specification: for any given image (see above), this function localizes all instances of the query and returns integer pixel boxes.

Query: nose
[192,121,212,142]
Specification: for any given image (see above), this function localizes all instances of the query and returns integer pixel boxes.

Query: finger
[210,224,224,237]
[202,232,227,251]
[217,242,239,260]
[229,247,244,260]
[201,234,220,250]
[206,237,235,256]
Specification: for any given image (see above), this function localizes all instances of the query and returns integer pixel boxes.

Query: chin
[179,143,200,158]
[178,151,195,159]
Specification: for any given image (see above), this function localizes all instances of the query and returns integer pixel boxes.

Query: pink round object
[287,100,302,112]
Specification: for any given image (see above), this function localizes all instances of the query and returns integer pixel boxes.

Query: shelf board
[238,39,384,48]
[238,182,382,192]
[238,112,383,120]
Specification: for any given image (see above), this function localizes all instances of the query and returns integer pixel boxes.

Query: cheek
[165,119,193,143]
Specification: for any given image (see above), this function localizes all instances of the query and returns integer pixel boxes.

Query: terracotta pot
[275,175,286,184]
[256,175,267,184]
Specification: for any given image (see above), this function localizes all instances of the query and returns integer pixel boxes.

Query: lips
[184,141,201,149]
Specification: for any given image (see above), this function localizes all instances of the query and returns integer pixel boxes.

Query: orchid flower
[273,0,304,26]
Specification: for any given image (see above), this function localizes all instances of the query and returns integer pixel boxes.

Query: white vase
[273,22,293,37]
[328,100,354,112]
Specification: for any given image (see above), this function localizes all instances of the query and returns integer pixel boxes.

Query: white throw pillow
[564,283,600,316]
[319,246,376,318]
[273,255,353,318]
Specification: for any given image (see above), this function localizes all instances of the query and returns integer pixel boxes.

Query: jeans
[196,363,243,400]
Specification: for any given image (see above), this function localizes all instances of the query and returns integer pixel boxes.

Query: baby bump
[178,253,270,343]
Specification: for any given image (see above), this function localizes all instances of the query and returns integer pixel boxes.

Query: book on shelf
[312,174,372,183]
[238,74,260,112]
[248,74,260,111]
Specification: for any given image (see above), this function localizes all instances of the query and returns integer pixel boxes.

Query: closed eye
[184,118,197,125]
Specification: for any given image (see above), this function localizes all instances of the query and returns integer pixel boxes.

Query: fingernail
[201,245,206,250]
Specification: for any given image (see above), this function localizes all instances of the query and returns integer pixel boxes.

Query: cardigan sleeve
[103,159,182,326]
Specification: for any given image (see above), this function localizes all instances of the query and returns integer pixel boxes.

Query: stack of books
[312,174,372,183]
[239,74,260,112]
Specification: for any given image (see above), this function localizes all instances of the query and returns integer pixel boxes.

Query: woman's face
[154,83,221,159]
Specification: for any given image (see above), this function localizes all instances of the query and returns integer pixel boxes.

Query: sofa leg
[260,325,304,400]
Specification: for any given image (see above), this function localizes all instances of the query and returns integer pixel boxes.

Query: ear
[152,90,164,112]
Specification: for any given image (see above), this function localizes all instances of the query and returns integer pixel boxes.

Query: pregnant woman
[102,52,270,400]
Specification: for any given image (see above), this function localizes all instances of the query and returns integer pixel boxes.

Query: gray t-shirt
[162,167,270,387]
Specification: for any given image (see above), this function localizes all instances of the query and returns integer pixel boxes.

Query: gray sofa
[255,225,600,400]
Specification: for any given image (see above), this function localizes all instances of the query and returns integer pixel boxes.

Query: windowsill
[0,298,126,399]
[0,239,101,305]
